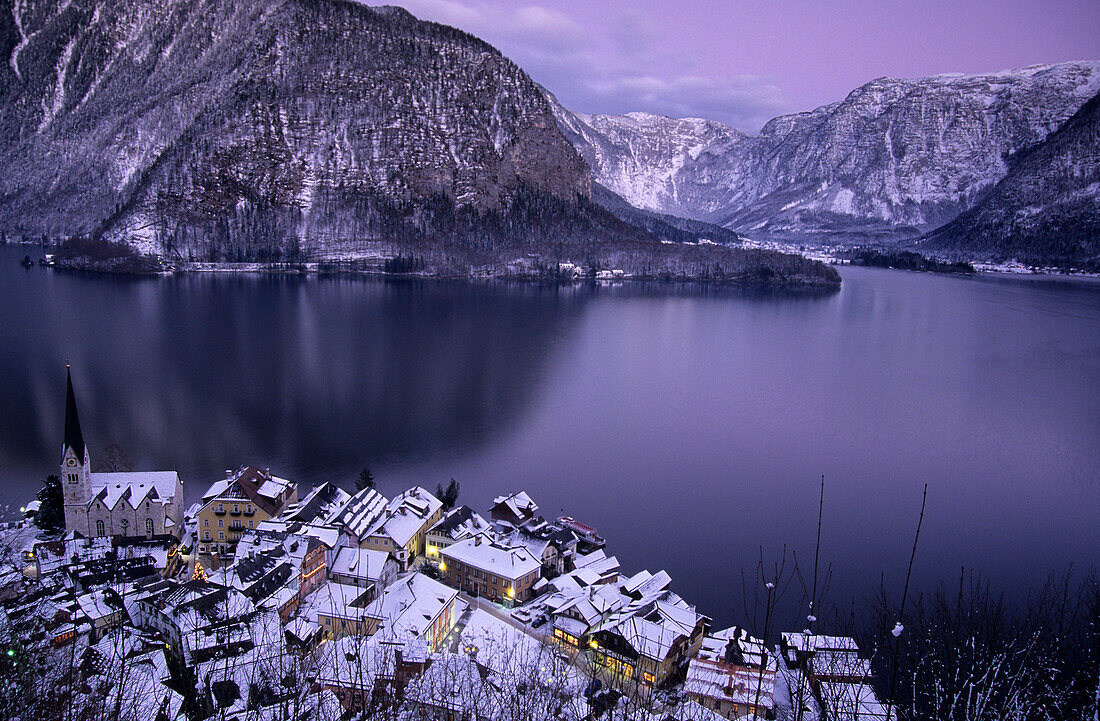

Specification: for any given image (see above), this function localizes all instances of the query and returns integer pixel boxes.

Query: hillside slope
[919,92,1100,269]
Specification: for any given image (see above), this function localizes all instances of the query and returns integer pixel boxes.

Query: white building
[60,368,184,539]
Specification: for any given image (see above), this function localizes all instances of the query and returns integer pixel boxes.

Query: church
[61,367,184,539]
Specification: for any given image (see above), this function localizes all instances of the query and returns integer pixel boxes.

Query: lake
[2,243,1098,627]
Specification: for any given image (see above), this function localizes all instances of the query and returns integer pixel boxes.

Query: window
[233,505,239,513]
[204,531,210,540]
[67,473,78,484]
[248,520,253,527]
[247,505,252,513]
[95,520,105,535]
[146,518,154,535]
[203,519,209,526]
[217,503,223,512]
[218,519,223,527]
[218,531,224,540]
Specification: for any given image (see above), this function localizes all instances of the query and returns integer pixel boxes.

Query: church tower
[61,366,91,534]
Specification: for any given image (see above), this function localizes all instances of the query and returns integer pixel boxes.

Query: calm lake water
[2,243,1098,626]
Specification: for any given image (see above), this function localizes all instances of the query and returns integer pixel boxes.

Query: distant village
[0,372,893,721]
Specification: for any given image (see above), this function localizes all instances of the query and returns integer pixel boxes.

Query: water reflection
[3,245,1097,627]
[3,267,597,498]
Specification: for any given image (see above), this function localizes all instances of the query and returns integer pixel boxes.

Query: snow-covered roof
[427,505,492,541]
[698,625,774,670]
[811,651,874,680]
[89,471,179,511]
[313,635,396,690]
[491,491,538,520]
[574,549,621,578]
[369,573,457,642]
[75,589,121,622]
[685,657,775,706]
[330,547,391,582]
[254,520,340,549]
[783,632,860,653]
[199,466,295,517]
[459,608,553,677]
[819,681,893,719]
[306,581,378,624]
[280,482,350,525]
[403,652,494,715]
[366,487,442,547]
[331,488,389,539]
[439,534,541,581]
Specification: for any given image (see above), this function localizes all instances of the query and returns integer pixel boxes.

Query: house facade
[196,466,297,558]
[438,534,541,605]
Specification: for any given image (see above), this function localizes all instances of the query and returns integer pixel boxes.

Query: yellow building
[196,466,297,558]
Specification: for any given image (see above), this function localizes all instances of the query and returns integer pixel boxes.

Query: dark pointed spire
[63,365,86,462]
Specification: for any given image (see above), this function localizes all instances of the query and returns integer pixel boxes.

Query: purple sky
[381,0,1100,131]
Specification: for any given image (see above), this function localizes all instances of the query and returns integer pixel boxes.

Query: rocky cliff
[919,91,1100,269]
[552,63,1100,243]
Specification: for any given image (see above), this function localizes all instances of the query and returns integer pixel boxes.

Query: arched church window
[146,518,154,536]
[96,520,105,535]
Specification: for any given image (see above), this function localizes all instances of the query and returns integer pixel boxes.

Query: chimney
[474,536,482,547]
[226,470,233,480]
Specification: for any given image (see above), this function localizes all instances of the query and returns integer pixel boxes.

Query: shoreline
[11,239,1100,282]
[33,256,844,289]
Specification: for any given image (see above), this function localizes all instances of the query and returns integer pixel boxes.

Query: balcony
[214,509,226,516]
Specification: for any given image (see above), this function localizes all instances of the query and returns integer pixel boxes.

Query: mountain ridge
[551,61,1100,257]
[0,0,839,285]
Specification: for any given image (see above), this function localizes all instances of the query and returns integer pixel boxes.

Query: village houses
[195,465,297,557]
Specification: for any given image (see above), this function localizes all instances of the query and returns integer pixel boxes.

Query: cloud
[372,0,794,132]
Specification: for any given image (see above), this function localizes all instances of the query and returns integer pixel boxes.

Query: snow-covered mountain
[0,0,590,256]
[552,62,1100,241]
[0,0,838,284]
[920,90,1100,268]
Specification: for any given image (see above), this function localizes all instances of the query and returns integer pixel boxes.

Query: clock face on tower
[67,458,77,467]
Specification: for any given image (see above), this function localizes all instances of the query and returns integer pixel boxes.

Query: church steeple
[61,365,92,523]
[62,365,86,463]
